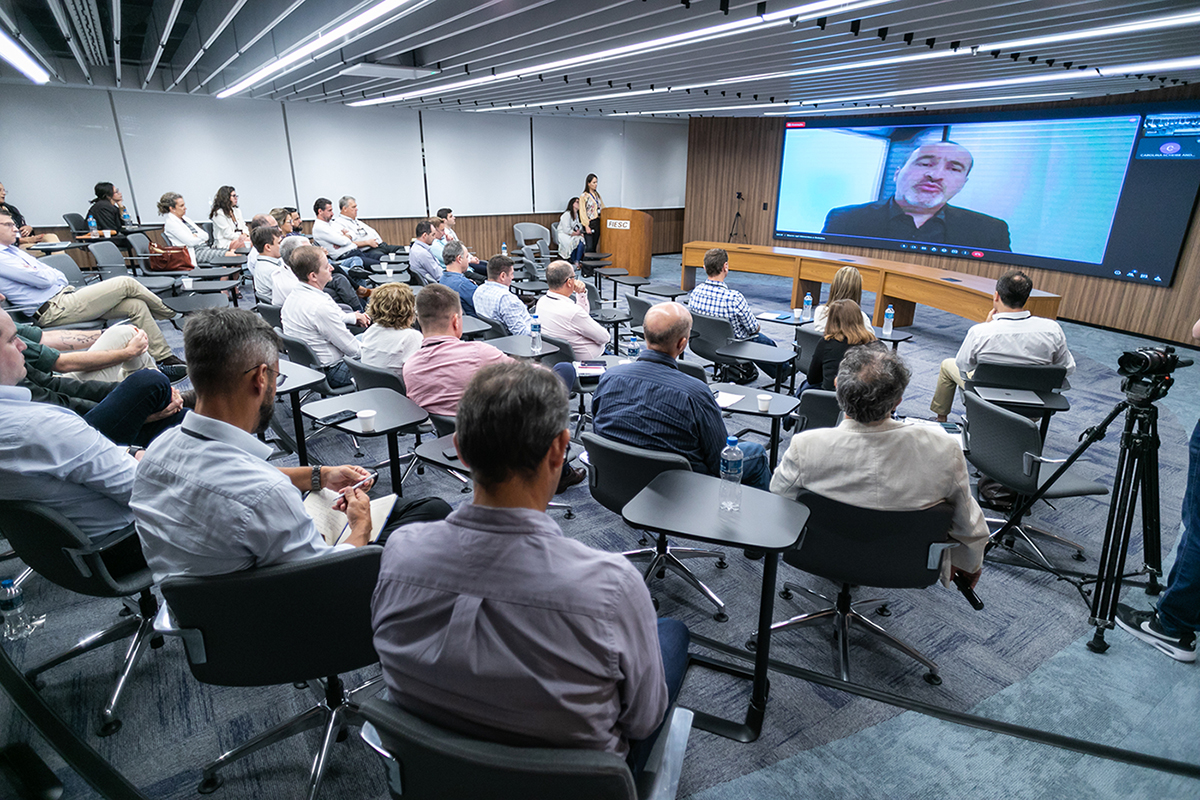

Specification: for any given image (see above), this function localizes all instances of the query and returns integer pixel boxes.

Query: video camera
[1117,345,1193,403]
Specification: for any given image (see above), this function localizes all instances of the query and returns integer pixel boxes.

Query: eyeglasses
[244,364,285,386]
[0,221,16,229]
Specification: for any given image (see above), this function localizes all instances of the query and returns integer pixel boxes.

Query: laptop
[975,386,1045,406]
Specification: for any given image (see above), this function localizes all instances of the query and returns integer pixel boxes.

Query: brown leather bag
[147,242,194,272]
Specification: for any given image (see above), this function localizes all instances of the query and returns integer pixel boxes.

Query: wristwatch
[311,465,322,492]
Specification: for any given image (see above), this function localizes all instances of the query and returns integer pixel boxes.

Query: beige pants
[36,277,177,362]
[64,325,157,382]
[930,358,974,416]
[19,234,60,251]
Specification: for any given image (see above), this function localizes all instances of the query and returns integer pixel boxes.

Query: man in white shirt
[243,214,274,279]
[408,220,442,284]
[931,270,1075,421]
[276,235,362,312]
[249,226,283,303]
[311,196,381,267]
[281,245,369,388]
[334,196,404,261]
[536,260,609,359]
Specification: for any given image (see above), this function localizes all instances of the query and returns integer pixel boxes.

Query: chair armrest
[636,706,693,800]
[1023,452,1067,476]
[153,603,208,664]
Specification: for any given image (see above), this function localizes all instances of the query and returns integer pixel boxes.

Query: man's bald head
[643,302,692,356]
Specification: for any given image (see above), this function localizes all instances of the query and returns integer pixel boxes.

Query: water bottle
[530,314,542,353]
[501,242,508,257]
[883,304,895,336]
[121,207,132,228]
[1,578,32,641]
[87,214,98,236]
[719,436,743,512]
[802,292,813,321]
[627,335,640,358]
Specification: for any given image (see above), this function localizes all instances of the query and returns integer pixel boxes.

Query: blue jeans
[84,368,184,446]
[738,441,771,491]
[626,617,689,775]
[325,360,354,388]
[1158,417,1200,636]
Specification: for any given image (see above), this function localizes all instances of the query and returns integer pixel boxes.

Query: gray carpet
[1,256,1196,798]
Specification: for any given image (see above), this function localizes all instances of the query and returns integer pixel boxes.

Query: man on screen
[823,141,1011,252]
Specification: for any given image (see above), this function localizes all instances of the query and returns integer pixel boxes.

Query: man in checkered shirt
[688,247,785,380]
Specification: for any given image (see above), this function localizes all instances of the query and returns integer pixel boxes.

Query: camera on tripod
[1118,346,1193,377]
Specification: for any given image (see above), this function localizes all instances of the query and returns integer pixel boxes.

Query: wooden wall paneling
[683,87,1200,345]
[648,208,685,254]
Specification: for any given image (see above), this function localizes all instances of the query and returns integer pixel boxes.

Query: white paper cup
[182,277,194,290]
[792,308,801,321]
[757,393,772,412]
[385,267,393,277]
[357,409,377,432]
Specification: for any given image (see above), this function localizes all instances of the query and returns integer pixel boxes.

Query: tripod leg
[1142,407,1163,595]
[1089,413,1141,652]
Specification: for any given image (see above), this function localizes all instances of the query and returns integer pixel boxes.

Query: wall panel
[423,111,533,215]
[532,116,626,214]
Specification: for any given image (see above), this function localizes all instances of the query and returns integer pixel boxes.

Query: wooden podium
[600,207,653,277]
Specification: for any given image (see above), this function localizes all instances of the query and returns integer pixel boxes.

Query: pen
[332,472,379,506]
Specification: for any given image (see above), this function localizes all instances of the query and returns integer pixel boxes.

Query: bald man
[591,302,770,490]
[823,141,1010,251]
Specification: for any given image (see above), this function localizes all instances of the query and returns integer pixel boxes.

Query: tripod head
[1118,345,1193,404]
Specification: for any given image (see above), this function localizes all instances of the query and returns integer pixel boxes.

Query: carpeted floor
[1,254,1197,798]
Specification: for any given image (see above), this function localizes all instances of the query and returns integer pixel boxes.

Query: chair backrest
[346,356,407,395]
[257,303,283,331]
[126,232,151,267]
[0,501,150,598]
[279,333,322,370]
[584,281,604,310]
[429,413,457,437]
[548,224,559,250]
[794,327,823,370]
[513,222,550,249]
[39,252,89,286]
[87,241,129,277]
[677,359,708,383]
[536,239,552,261]
[539,334,577,373]
[687,311,739,364]
[518,247,541,276]
[784,490,955,589]
[626,294,652,328]
[962,392,1044,494]
[581,432,692,516]
[359,697,636,800]
[794,389,841,432]
[159,547,382,687]
[63,212,88,237]
[197,220,213,237]
[969,361,1067,393]
[477,314,507,340]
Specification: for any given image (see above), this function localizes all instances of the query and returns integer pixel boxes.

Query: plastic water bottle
[1,579,32,641]
[501,242,508,257]
[530,314,542,353]
[883,304,895,336]
[801,293,813,321]
[87,215,98,236]
[719,437,743,512]
[121,207,132,228]
[627,336,640,358]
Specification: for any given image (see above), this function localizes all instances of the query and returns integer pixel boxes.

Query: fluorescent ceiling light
[979,10,1200,51]
[804,71,1094,106]
[1097,55,1200,76]
[0,27,50,84]
[762,91,1077,114]
[717,49,956,86]
[472,87,670,112]
[612,102,798,116]
[340,63,441,80]
[218,0,426,98]
[349,0,896,107]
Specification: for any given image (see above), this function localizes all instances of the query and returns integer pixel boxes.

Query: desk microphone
[953,572,985,611]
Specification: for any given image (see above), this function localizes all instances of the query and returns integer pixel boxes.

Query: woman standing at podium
[579,173,604,254]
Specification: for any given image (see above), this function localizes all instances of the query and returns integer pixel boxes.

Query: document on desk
[303,489,398,545]
[757,311,796,322]
[713,391,744,409]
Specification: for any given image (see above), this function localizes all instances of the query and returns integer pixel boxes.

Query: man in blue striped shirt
[591,302,770,490]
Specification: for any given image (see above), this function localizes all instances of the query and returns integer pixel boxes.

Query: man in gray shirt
[371,361,687,773]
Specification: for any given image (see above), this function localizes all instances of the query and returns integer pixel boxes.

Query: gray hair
[442,240,466,264]
[545,260,574,289]
[457,362,569,489]
[183,308,280,397]
[338,195,355,211]
[835,346,910,423]
[280,236,306,266]
[156,191,183,215]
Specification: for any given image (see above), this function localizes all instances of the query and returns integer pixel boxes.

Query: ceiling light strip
[978,9,1200,52]
[0,26,51,84]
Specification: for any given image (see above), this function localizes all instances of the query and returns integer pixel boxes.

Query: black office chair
[62,213,88,239]
[963,361,1070,440]
[749,490,959,684]
[87,241,176,295]
[793,326,823,379]
[963,392,1108,569]
[155,547,384,800]
[0,501,160,736]
[358,697,692,800]
[581,432,728,619]
[39,252,98,287]
[626,293,652,334]
[476,313,508,340]
[257,302,283,332]
[279,334,355,398]
[344,356,432,468]
[540,334,595,437]
[688,311,754,383]
[790,388,841,433]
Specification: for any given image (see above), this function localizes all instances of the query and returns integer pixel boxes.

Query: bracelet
[311,465,322,493]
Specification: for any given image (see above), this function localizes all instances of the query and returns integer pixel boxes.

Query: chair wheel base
[98,719,122,737]
[564,509,576,520]
[779,587,793,600]
[875,605,891,617]
[198,774,224,794]
[293,681,308,689]
[151,634,165,649]
[1073,551,1086,562]
[656,567,666,579]
[745,638,757,652]
[336,726,350,743]
[923,672,942,686]
[743,549,764,560]
[460,486,471,494]
[23,674,45,690]
[713,612,729,623]
[716,559,728,569]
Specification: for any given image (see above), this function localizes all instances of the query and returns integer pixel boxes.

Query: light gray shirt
[408,240,442,284]
[132,412,348,582]
[371,504,667,757]
[0,385,136,539]
[955,310,1076,379]
[281,283,361,366]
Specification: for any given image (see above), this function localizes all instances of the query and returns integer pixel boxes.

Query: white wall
[0,84,688,226]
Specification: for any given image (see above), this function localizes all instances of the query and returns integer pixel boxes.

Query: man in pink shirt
[535,260,610,359]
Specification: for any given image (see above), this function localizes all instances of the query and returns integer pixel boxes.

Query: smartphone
[442,446,459,460]
[317,408,357,427]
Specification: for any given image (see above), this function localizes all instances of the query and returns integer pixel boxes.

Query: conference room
[1,1,1199,798]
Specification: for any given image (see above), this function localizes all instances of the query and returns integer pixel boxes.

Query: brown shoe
[555,466,587,494]
[356,285,373,299]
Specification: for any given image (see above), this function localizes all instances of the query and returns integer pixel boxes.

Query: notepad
[713,391,744,409]
[304,489,398,546]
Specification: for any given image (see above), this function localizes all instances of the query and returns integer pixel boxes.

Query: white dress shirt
[0,385,137,540]
[536,290,609,359]
[162,214,210,248]
[955,310,1076,378]
[312,218,357,258]
[271,262,301,305]
[281,283,361,366]
[334,213,383,245]
[132,411,350,582]
[360,325,423,375]
[252,254,281,302]
[210,208,247,251]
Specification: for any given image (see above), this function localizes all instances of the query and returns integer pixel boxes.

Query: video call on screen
[773,102,1200,287]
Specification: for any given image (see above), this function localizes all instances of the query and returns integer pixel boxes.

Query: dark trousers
[584,225,601,255]
[338,248,381,267]
[324,272,365,313]
[83,368,185,447]
[362,244,405,260]
[626,617,689,775]
[1159,417,1200,636]
[375,497,453,545]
